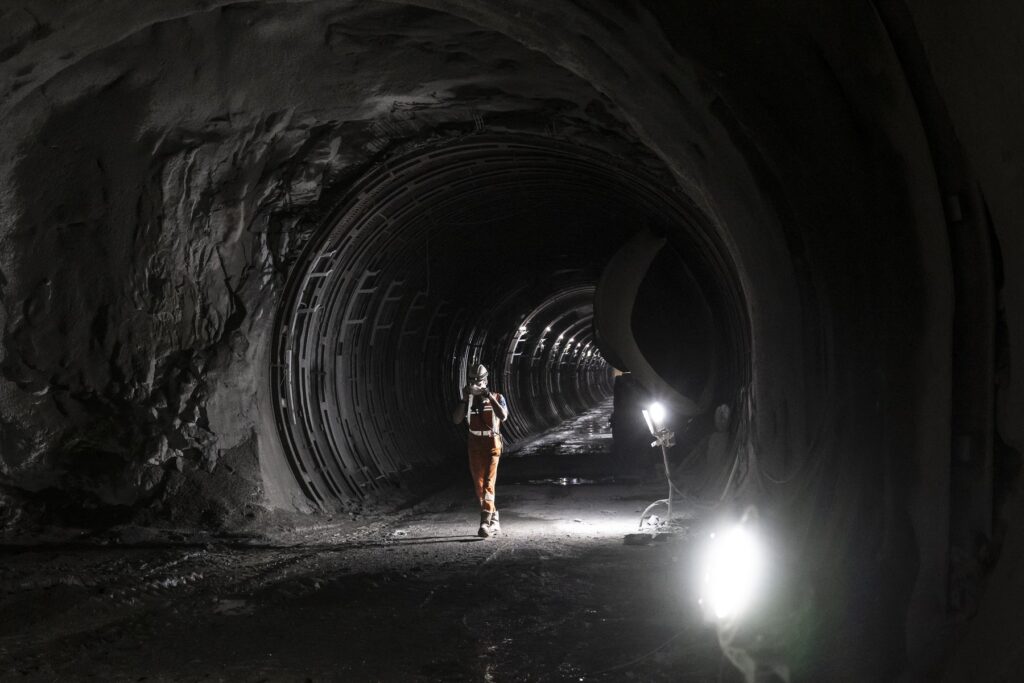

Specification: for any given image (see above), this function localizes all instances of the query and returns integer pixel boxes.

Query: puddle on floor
[527,477,595,486]
[523,476,628,486]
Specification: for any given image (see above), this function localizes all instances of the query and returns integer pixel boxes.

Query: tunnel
[1,1,1022,680]
[272,135,747,508]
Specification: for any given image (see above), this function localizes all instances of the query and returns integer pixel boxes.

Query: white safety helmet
[469,364,489,385]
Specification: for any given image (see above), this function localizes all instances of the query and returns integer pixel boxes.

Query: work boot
[487,509,501,535]
[477,511,493,538]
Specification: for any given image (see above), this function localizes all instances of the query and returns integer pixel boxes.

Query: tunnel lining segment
[272,134,749,509]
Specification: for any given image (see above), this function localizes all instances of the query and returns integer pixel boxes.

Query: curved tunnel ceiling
[273,134,748,507]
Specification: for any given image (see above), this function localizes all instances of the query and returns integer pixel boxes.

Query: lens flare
[648,401,666,425]
[699,523,766,621]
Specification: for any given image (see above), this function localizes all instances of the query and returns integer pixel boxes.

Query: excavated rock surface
[0,2,637,525]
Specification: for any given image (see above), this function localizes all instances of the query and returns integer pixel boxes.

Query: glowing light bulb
[699,523,766,621]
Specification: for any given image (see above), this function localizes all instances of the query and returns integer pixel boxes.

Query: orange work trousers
[468,435,502,512]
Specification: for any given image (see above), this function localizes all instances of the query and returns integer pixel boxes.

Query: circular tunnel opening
[271,135,749,509]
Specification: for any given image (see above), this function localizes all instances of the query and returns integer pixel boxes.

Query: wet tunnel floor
[0,403,737,682]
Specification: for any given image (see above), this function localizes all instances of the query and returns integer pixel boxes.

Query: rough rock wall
[0,92,357,521]
[0,1,632,526]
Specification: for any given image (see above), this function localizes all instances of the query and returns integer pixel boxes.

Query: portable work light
[698,510,767,621]
[642,403,665,435]
[636,401,677,528]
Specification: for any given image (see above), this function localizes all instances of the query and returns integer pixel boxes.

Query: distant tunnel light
[698,522,766,621]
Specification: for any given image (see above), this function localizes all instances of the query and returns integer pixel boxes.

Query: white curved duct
[594,228,699,416]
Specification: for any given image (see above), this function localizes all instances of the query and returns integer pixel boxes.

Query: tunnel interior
[273,135,748,509]
[1,0,1022,679]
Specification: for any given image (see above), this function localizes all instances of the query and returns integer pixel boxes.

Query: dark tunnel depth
[271,135,749,509]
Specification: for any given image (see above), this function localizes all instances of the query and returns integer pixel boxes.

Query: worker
[452,363,509,537]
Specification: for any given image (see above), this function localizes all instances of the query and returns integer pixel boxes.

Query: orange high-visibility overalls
[467,393,505,513]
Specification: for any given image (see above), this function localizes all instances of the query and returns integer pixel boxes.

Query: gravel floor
[0,404,737,682]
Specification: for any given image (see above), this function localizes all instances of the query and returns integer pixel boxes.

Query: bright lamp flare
[700,523,766,620]
[647,401,666,425]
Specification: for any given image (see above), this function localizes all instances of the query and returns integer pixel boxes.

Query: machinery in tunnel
[1,0,1022,679]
